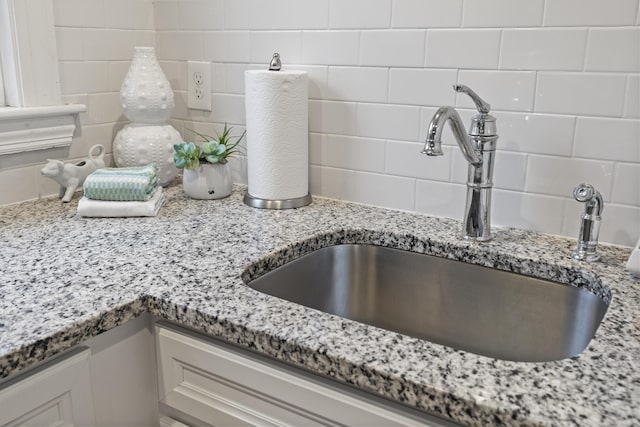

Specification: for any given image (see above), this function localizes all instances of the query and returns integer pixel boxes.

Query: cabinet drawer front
[0,348,96,427]
[156,325,430,427]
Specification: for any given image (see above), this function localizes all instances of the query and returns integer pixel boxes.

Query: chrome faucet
[571,183,603,262]
[422,85,498,241]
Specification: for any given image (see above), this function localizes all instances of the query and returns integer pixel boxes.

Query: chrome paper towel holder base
[244,192,312,210]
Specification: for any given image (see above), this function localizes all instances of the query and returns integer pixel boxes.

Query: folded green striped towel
[83,164,159,201]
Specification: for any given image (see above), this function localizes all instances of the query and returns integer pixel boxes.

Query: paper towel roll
[245,70,308,201]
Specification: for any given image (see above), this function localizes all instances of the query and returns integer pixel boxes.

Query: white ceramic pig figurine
[41,144,106,202]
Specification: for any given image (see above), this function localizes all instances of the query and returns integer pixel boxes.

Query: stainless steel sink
[245,244,609,362]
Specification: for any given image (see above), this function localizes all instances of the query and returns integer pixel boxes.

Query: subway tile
[624,75,640,118]
[53,0,104,28]
[388,68,457,106]
[135,31,156,48]
[301,31,360,66]
[329,0,391,29]
[86,92,125,124]
[83,29,136,61]
[0,167,37,205]
[426,29,500,69]
[272,0,329,30]
[327,67,388,103]
[452,150,527,191]
[310,167,416,211]
[308,100,358,135]
[105,0,154,30]
[574,117,640,162]
[493,190,565,235]
[496,112,575,156]
[55,28,84,61]
[563,200,640,247]
[544,0,638,26]
[612,163,640,206]
[157,61,184,92]
[386,141,452,181]
[309,133,328,165]
[463,0,543,27]
[36,163,62,198]
[535,72,627,117]
[156,31,203,61]
[177,0,224,30]
[360,30,426,67]
[212,94,246,124]
[457,70,536,112]
[585,28,640,72]
[224,0,275,30]
[224,64,254,94]
[500,28,587,71]
[58,62,110,94]
[108,61,133,91]
[415,180,466,219]
[392,0,462,28]
[525,155,614,199]
[152,0,178,30]
[356,103,421,141]
[326,135,386,172]
[203,31,251,63]
[68,123,114,158]
[249,32,303,64]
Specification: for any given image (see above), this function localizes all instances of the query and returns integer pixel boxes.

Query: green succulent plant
[173,123,246,170]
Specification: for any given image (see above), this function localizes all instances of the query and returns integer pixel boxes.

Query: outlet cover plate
[187,61,212,111]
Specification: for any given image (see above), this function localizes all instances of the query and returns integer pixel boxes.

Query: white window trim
[0,63,5,106]
[0,0,85,156]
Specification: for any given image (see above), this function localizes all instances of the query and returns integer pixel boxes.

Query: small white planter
[182,163,232,200]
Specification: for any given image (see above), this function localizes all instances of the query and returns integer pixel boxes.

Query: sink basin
[245,244,609,362]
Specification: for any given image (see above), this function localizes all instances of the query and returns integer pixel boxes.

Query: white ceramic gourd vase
[183,163,232,200]
[113,47,180,186]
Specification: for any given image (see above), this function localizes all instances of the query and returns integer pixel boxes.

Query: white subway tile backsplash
[224,64,254,94]
[463,0,544,28]
[177,0,224,30]
[415,180,466,219]
[326,135,386,172]
[158,61,184,92]
[301,31,360,66]
[327,67,388,103]
[309,133,328,165]
[211,94,246,125]
[86,92,125,124]
[391,0,462,29]
[311,167,416,211]
[272,0,329,30]
[625,75,640,118]
[453,150,528,191]
[54,0,105,28]
[500,28,587,71]
[105,0,155,30]
[83,29,136,61]
[59,62,110,94]
[153,0,178,30]
[249,32,303,64]
[388,68,457,106]
[493,190,565,234]
[211,63,226,93]
[292,65,329,99]
[457,70,536,112]
[55,28,85,61]
[308,100,358,135]
[203,32,251,63]
[426,30,500,69]
[612,163,640,206]
[0,166,37,205]
[525,155,614,199]
[156,31,203,61]
[224,0,275,30]
[496,112,575,156]
[329,0,391,29]
[585,28,640,72]
[356,103,421,141]
[574,117,640,162]
[360,30,426,67]
[544,0,639,26]
[385,141,452,181]
[535,72,627,117]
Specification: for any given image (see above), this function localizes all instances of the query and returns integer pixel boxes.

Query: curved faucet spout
[422,106,481,166]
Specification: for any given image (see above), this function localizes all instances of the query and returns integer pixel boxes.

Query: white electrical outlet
[187,61,212,111]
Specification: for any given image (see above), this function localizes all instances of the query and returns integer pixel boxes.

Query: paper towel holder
[269,53,281,71]
[244,192,312,209]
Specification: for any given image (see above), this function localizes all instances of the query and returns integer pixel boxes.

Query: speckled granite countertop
[1,185,639,426]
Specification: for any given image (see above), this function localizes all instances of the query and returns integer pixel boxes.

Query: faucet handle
[454,85,491,114]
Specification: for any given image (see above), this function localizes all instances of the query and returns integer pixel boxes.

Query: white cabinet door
[0,348,96,427]
[156,323,449,427]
